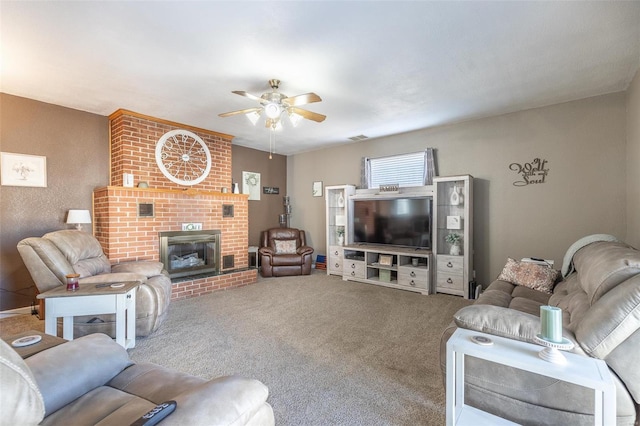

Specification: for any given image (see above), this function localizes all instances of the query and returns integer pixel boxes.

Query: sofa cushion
[0,339,45,425]
[497,258,559,294]
[26,334,132,415]
[274,239,297,254]
[573,241,640,305]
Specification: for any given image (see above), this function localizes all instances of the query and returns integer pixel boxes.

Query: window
[363,149,436,189]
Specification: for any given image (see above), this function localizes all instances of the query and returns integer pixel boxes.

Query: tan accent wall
[288,93,629,287]
[626,69,640,249]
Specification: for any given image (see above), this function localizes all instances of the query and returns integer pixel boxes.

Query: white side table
[37,281,139,349]
[446,328,615,426]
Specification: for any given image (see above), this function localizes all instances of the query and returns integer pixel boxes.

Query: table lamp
[66,209,91,231]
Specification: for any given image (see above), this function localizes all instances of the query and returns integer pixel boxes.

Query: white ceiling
[2,1,639,156]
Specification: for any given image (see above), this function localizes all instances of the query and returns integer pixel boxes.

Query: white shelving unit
[325,185,356,276]
[433,175,474,299]
[342,244,432,295]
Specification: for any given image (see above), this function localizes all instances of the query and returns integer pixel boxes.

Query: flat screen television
[352,197,432,249]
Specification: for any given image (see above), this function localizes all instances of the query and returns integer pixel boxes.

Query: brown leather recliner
[259,228,314,277]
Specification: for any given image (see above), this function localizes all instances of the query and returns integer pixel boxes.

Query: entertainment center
[325,176,474,298]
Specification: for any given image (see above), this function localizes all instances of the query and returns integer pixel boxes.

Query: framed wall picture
[1,152,47,187]
[379,254,393,266]
[242,171,261,200]
[312,181,323,197]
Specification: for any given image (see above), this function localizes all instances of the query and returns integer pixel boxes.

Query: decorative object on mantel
[509,158,549,187]
[66,209,91,231]
[1,152,47,187]
[155,129,212,186]
[243,171,261,200]
[232,183,240,194]
[445,232,462,255]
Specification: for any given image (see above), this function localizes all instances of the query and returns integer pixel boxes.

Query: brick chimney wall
[93,110,257,300]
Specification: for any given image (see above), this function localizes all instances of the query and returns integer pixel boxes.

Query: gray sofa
[440,239,640,425]
[18,230,172,337]
[0,333,274,425]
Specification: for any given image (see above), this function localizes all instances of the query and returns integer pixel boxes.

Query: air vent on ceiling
[348,135,369,142]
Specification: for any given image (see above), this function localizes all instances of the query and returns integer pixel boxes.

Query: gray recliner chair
[17,230,172,337]
[1,333,274,425]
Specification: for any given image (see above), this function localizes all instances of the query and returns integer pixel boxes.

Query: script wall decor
[509,158,549,187]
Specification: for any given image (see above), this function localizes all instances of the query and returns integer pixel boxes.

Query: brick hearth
[93,110,257,301]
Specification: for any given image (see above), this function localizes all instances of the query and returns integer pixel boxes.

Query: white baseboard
[0,306,33,319]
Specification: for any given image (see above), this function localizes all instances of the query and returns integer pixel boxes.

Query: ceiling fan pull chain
[269,128,275,160]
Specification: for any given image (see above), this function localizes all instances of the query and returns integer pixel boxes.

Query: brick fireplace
[93,109,257,300]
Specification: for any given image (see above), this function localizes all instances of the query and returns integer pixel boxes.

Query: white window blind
[365,150,435,188]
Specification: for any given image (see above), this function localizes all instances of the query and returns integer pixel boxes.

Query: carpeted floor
[1,271,472,425]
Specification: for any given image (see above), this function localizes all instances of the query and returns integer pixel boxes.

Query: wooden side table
[3,331,66,359]
[446,328,616,426]
[37,281,139,349]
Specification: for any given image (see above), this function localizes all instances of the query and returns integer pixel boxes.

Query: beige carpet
[1,271,471,425]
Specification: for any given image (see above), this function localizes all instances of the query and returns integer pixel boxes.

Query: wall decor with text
[509,158,549,187]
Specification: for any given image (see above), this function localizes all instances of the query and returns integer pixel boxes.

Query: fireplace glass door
[159,230,221,279]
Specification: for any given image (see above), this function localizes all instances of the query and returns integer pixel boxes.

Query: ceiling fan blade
[218,107,262,118]
[232,91,264,102]
[283,92,322,107]
[289,107,326,123]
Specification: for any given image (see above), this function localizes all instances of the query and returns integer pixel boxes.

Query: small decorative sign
[263,186,279,194]
[509,158,549,187]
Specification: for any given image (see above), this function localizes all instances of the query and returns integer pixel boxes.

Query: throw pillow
[497,258,559,294]
[274,239,297,254]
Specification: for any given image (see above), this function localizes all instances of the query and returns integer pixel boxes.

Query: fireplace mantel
[94,186,248,198]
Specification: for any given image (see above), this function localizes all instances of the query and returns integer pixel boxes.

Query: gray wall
[627,69,640,249]
[0,94,110,310]
[287,92,630,287]
[0,94,287,310]
[231,145,287,247]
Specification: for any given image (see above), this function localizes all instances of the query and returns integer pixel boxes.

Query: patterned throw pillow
[274,239,297,254]
[497,258,559,294]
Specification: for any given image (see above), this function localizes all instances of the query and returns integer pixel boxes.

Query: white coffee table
[446,328,615,426]
[37,281,139,349]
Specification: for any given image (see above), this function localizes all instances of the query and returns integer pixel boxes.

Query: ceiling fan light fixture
[264,102,281,119]
[246,110,261,125]
[288,111,303,127]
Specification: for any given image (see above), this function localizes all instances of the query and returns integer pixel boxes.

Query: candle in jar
[540,305,563,343]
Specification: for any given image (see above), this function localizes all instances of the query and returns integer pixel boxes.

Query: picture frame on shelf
[379,254,393,266]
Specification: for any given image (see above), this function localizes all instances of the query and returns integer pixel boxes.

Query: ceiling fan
[218,79,326,129]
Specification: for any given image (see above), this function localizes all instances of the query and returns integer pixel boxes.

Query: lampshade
[246,110,261,125]
[288,111,303,127]
[66,209,92,231]
[264,102,281,119]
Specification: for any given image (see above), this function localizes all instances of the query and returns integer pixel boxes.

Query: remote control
[130,401,176,426]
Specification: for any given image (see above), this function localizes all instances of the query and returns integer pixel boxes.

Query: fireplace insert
[159,230,221,279]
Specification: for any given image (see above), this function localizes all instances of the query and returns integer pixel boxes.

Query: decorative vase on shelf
[337,192,345,208]
[450,186,460,206]
[449,243,461,256]
[337,234,344,246]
